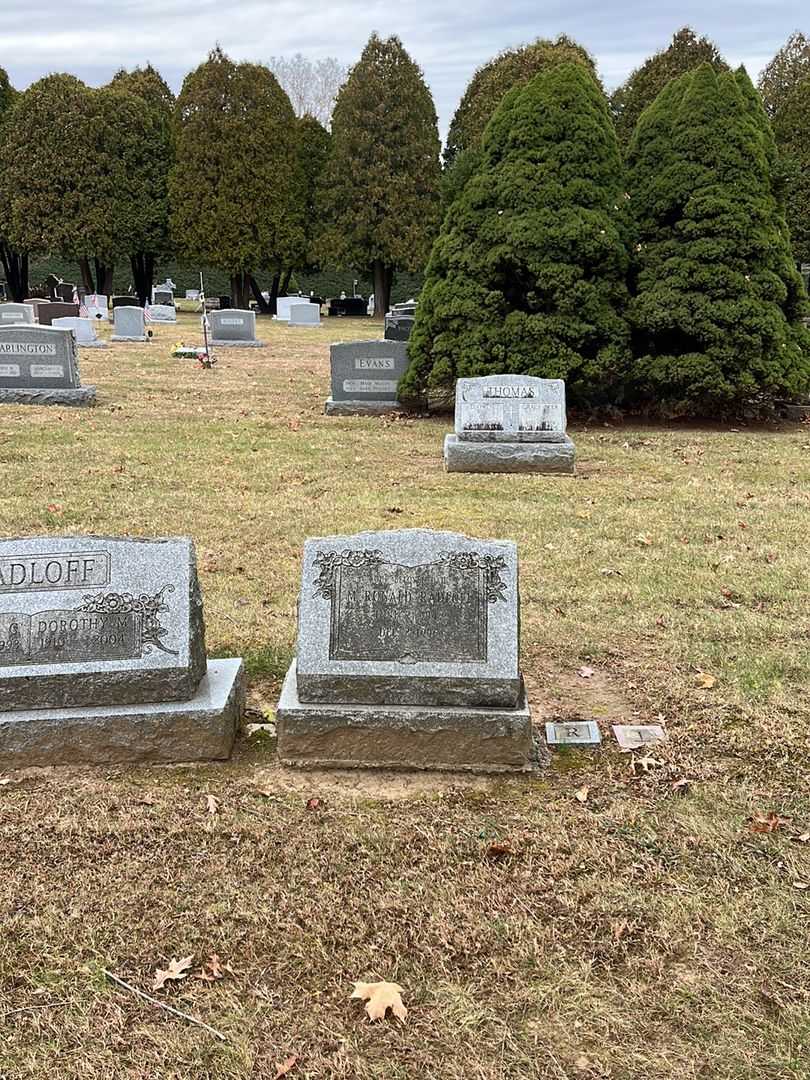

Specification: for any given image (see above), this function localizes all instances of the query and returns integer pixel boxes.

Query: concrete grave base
[111,334,147,343]
[0,386,96,407]
[444,433,575,474]
[325,397,403,417]
[0,658,245,768]
[209,339,265,348]
[276,661,533,772]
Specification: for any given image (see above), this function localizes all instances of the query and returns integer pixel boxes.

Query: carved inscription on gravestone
[456,375,567,442]
[312,549,507,664]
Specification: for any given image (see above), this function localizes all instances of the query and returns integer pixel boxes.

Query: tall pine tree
[627,64,810,414]
[316,34,441,317]
[757,31,810,119]
[773,79,810,266]
[401,63,632,408]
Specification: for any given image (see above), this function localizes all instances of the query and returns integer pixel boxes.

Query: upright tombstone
[152,285,174,307]
[147,304,177,323]
[37,302,80,326]
[85,294,109,322]
[209,308,264,347]
[0,325,95,406]
[275,295,308,322]
[325,339,409,416]
[384,311,414,341]
[56,283,76,303]
[0,535,245,766]
[276,529,532,771]
[23,298,49,322]
[288,302,320,327]
[0,303,35,326]
[111,295,140,309]
[52,316,107,350]
[444,375,575,474]
[111,305,147,343]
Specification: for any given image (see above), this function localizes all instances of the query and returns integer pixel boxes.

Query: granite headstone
[325,339,409,416]
[209,309,264,347]
[37,302,80,326]
[111,305,147,342]
[52,316,107,349]
[444,375,575,474]
[276,529,532,771]
[0,535,245,765]
[84,294,109,322]
[288,302,320,327]
[0,303,35,326]
[148,304,177,323]
[0,325,95,406]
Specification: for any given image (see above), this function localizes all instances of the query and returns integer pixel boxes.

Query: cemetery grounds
[1,307,809,1080]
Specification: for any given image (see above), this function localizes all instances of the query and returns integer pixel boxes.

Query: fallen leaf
[273,1056,299,1079]
[205,794,219,815]
[153,955,194,990]
[194,953,232,983]
[288,417,301,431]
[0,778,14,786]
[305,797,323,811]
[791,832,810,843]
[600,567,623,577]
[577,666,594,679]
[671,778,691,794]
[748,811,790,834]
[635,533,653,546]
[574,785,590,804]
[351,980,407,1022]
[792,881,810,890]
[485,839,513,859]
[631,754,661,775]
[574,1055,591,1071]
[694,672,716,689]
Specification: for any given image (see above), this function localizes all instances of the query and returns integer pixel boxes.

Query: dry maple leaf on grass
[351,981,407,1021]
[153,955,194,990]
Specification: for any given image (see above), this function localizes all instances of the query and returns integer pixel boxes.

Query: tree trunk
[248,274,272,315]
[79,257,95,293]
[229,271,251,309]
[94,260,114,297]
[130,253,155,307]
[0,243,28,302]
[269,273,281,315]
[372,259,393,320]
[280,269,293,296]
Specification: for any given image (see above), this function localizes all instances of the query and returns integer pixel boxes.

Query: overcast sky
[1,0,806,137]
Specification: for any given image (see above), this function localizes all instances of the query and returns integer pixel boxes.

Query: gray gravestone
[84,294,108,322]
[152,288,174,307]
[209,309,264,347]
[288,302,320,327]
[52,316,107,349]
[612,724,667,750]
[37,302,80,326]
[0,303,35,326]
[325,339,409,416]
[148,303,177,323]
[384,313,414,341]
[111,305,146,342]
[56,283,75,303]
[0,535,245,766]
[0,325,95,406]
[445,375,575,474]
[277,529,532,772]
[275,296,307,321]
[24,299,49,321]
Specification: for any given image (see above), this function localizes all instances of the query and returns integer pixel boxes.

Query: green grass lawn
[1,312,810,1078]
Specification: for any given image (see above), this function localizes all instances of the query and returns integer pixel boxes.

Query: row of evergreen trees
[403,62,810,416]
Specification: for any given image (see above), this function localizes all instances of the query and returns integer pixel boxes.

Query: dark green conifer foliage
[171,48,304,308]
[773,79,810,265]
[316,34,441,317]
[401,63,632,408]
[611,27,726,150]
[627,65,810,414]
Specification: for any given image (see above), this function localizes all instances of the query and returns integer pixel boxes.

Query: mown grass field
[1,311,810,1079]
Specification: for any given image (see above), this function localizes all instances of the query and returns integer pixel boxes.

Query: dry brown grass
[1,312,810,1078]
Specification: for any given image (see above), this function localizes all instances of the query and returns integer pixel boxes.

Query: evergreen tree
[757,31,810,119]
[171,48,304,309]
[109,65,174,304]
[0,74,156,295]
[444,37,595,206]
[401,63,632,409]
[774,78,810,265]
[0,67,26,301]
[627,64,810,414]
[611,27,726,150]
[316,34,441,317]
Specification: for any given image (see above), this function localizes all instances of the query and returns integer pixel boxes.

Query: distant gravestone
[384,312,414,341]
[185,289,200,301]
[147,304,177,323]
[288,302,320,327]
[325,339,409,416]
[0,303,35,326]
[56,283,75,303]
[111,306,147,342]
[24,298,49,321]
[275,296,307,321]
[209,309,264,347]
[0,325,95,406]
[0,535,245,766]
[37,302,80,326]
[444,375,575,474]
[112,295,140,309]
[152,287,174,307]
[84,294,109,322]
[52,316,107,350]
[276,529,532,772]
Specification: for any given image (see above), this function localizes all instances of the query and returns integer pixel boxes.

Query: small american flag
[143,305,153,323]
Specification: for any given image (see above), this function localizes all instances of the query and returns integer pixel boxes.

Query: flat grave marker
[612,724,668,750]
[545,720,602,745]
